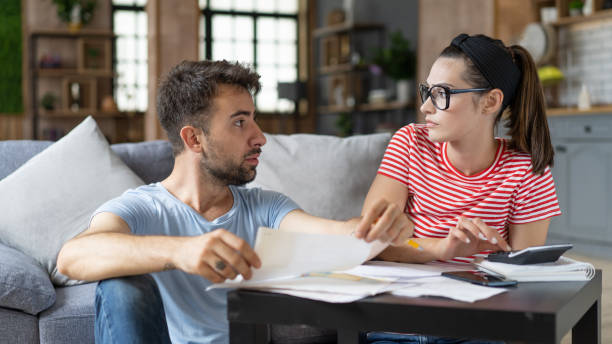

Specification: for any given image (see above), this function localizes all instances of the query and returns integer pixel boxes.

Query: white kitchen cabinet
[547,115,612,255]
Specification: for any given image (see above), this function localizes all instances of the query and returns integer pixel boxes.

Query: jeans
[367,332,505,344]
[95,275,172,344]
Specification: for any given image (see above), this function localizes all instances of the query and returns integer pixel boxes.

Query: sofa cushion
[250,133,391,221]
[0,140,173,185]
[0,307,39,344]
[0,140,52,180]
[39,282,96,344]
[0,117,144,285]
[0,243,55,315]
[111,140,173,184]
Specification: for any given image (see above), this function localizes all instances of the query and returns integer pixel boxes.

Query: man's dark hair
[157,60,261,155]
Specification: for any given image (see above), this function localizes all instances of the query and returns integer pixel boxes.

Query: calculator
[486,244,573,265]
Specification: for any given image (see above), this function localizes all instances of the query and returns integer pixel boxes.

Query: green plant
[0,0,23,114]
[41,92,57,110]
[335,112,353,137]
[569,0,584,9]
[87,47,100,57]
[373,31,416,81]
[52,0,96,25]
[86,46,101,68]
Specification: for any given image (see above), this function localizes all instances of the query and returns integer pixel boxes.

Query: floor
[561,252,611,344]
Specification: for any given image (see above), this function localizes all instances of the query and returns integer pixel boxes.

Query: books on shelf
[473,256,595,282]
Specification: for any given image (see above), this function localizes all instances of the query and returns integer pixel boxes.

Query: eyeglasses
[419,83,491,111]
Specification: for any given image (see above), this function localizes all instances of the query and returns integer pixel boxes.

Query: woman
[362,32,562,344]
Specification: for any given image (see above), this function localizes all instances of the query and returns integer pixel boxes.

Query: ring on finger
[214,260,226,271]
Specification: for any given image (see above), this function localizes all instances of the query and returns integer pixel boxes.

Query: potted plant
[52,0,97,31]
[41,92,57,111]
[335,112,353,137]
[373,30,416,103]
[569,0,583,17]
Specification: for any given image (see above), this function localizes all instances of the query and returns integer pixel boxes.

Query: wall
[0,0,24,140]
[416,0,534,123]
[145,0,199,141]
[557,19,612,107]
[417,0,495,100]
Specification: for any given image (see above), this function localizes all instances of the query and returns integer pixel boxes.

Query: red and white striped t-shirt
[378,124,562,263]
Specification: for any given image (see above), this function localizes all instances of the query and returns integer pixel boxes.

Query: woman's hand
[354,198,414,246]
[435,216,512,260]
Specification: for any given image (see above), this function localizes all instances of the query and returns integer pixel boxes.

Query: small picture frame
[62,77,98,113]
[322,36,340,66]
[78,38,111,73]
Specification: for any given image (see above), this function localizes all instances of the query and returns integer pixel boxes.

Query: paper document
[342,260,470,282]
[389,276,508,303]
[210,227,388,288]
[240,274,395,303]
[209,228,506,304]
[474,256,595,282]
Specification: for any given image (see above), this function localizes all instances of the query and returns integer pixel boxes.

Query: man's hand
[353,199,414,246]
[172,229,261,283]
[435,216,512,260]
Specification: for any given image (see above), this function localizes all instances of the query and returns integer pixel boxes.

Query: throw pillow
[250,133,391,221]
[0,243,56,315]
[0,117,144,285]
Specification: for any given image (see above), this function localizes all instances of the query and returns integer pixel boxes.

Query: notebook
[473,256,595,282]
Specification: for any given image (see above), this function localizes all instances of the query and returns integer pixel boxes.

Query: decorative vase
[68,4,82,32]
[569,8,582,17]
[396,79,413,103]
[583,0,594,15]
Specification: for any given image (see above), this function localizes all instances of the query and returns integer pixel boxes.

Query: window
[112,0,147,112]
[199,0,299,113]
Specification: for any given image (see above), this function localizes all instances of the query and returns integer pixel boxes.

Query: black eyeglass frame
[419,83,491,111]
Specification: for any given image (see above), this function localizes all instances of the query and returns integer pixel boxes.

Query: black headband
[451,33,521,109]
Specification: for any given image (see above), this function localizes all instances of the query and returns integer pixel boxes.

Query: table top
[228,270,602,343]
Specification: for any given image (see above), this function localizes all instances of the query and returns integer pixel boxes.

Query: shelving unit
[551,8,612,25]
[313,22,384,111]
[531,0,612,113]
[319,100,413,115]
[27,28,143,143]
[312,20,415,134]
[547,105,612,116]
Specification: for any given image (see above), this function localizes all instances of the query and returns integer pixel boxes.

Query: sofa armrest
[0,243,56,315]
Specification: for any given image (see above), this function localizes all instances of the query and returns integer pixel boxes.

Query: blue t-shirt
[93,183,299,344]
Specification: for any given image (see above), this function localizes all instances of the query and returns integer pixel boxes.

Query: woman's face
[420,57,489,143]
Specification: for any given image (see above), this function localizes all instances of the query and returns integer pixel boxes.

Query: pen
[406,239,424,251]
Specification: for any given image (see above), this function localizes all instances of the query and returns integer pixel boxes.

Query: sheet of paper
[341,260,472,281]
[229,274,394,295]
[210,227,388,287]
[211,273,395,303]
[252,288,373,303]
[389,276,507,303]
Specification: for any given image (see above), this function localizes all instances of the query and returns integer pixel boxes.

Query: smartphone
[486,243,573,265]
[441,270,517,287]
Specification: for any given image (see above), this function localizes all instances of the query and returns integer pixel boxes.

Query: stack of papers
[474,256,595,282]
[209,228,509,303]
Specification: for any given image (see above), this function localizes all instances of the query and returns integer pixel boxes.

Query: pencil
[406,239,424,251]
[371,217,423,251]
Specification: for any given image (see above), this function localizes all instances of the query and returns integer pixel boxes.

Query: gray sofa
[0,132,390,343]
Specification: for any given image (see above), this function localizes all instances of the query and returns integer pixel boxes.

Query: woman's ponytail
[505,45,554,174]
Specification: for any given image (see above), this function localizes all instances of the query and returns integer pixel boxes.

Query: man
[57,60,412,344]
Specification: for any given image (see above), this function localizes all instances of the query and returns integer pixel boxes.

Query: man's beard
[200,147,261,186]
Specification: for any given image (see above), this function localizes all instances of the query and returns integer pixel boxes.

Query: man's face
[199,84,266,186]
